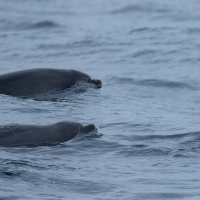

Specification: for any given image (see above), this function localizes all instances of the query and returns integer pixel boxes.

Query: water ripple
[29,21,60,29]
[109,4,169,14]
[1,20,60,31]
[112,77,198,90]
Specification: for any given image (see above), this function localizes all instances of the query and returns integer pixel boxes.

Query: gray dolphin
[0,68,102,97]
[0,121,97,147]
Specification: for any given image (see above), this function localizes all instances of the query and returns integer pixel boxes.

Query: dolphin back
[0,68,91,97]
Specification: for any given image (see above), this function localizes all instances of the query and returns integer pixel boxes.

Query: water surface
[1,0,200,199]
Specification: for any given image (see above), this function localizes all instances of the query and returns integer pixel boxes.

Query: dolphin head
[69,69,102,89]
[80,124,97,133]
[88,79,102,89]
[69,122,97,134]
[57,121,97,141]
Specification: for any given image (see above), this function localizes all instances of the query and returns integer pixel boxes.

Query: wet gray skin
[0,121,97,147]
[0,68,102,97]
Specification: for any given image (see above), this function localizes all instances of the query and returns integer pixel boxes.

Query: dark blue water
[1,0,200,199]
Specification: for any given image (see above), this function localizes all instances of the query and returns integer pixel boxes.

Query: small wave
[29,21,60,29]
[1,171,20,177]
[11,107,51,114]
[3,20,60,31]
[185,28,200,34]
[129,27,151,34]
[131,131,200,141]
[131,50,157,58]
[1,159,46,170]
[137,192,192,200]
[109,4,169,14]
[38,39,102,50]
[129,27,173,34]
[115,131,200,158]
[0,195,21,200]
[112,77,198,90]
[0,33,8,38]
[116,145,171,157]
[139,79,197,90]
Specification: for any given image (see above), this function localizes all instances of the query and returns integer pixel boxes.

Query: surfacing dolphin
[0,68,102,97]
[0,121,97,147]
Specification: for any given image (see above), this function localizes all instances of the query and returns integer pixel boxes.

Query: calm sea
[1,0,200,199]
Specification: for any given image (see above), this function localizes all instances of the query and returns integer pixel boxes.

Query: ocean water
[1,0,200,199]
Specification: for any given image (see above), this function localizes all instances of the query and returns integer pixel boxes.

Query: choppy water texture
[1,0,200,199]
